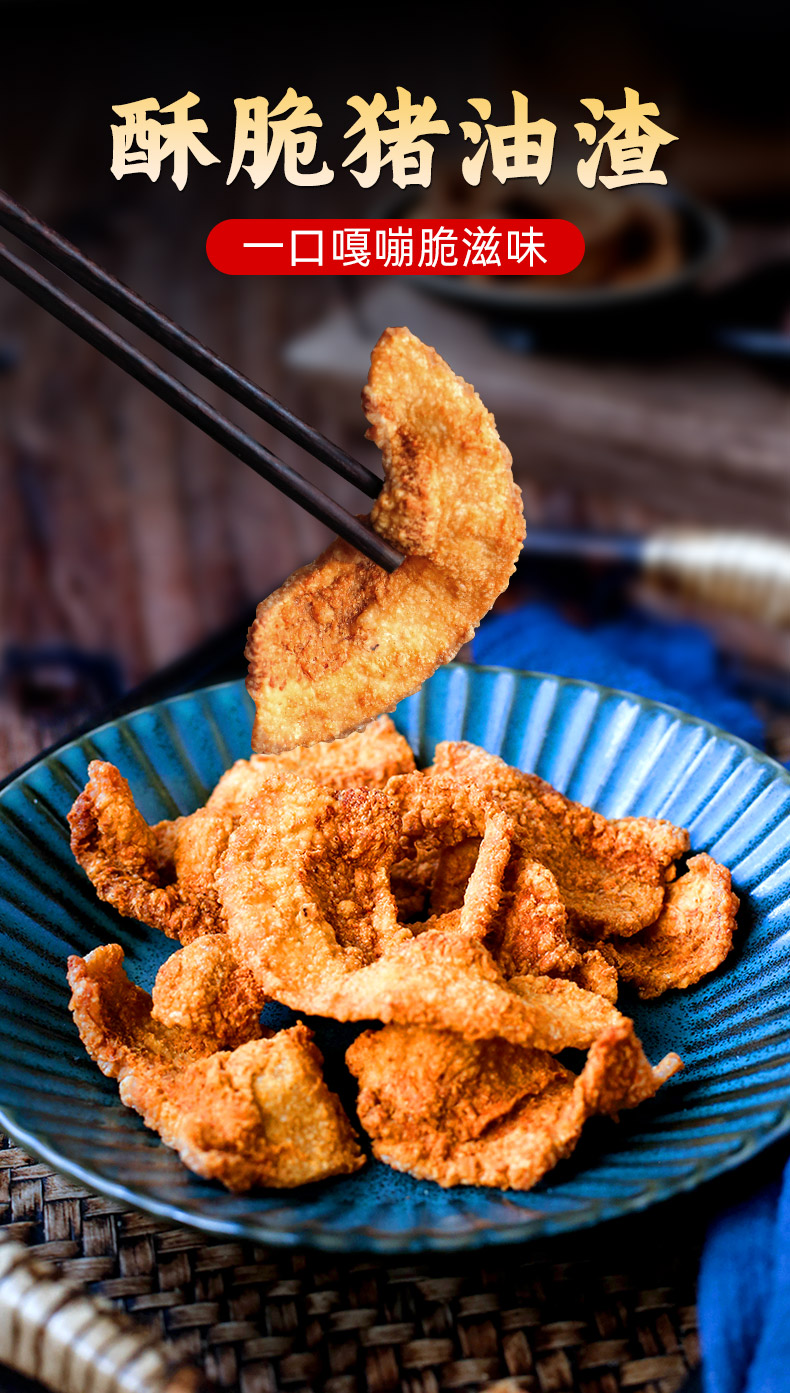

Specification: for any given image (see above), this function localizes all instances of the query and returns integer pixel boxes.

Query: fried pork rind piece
[218,775,626,1052]
[388,773,619,1001]
[570,947,620,1001]
[150,935,266,1045]
[245,326,525,753]
[386,772,513,941]
[347,1020,681,1190]
[67,942,363,1191]
[68,717,414,943]
[428,742,689,938]
[496,860,620,1002]
[68,761,229,943]
[602,853,740,999]
[201,715,416,813]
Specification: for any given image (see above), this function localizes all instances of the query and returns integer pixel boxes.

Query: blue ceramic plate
[1,665,789,1253]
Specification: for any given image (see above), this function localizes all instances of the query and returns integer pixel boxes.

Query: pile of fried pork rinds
[67,716,739,1195]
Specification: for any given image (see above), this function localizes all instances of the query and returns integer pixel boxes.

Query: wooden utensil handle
[0,1235,212,1393]
[644,530,790,628]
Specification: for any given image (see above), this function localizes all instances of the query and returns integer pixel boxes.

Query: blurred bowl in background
[393,177,725,350]
[713,261,790,377]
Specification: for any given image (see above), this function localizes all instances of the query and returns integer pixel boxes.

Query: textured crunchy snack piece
[67,942,363,1191]
[386,771,514,939]
[201,716,416,814]
[429,742,689,938]
[68,761,229,943]
[603,853,740,998]
[68,717,414,943]
[218,776,625,1051]
[570,946,620,1001]
[245,326,525,753]
[347,1019,681,1190]
[387,770,619,1000]
[491,857,574,976]
[484,853,619,1002]
[150,935,266,1045]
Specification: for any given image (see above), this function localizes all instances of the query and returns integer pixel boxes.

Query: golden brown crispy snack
[429,742,689,938]
[602,853,740,999]
[201,715,416,815]
[68,761,203,940]
[570,947,620,1001]
[477,853,616,999]
[68,717,414,943]
[245,327,525,753]
[150,935,266,1044]
[387,771,514,939]
[388,772,619,1000]
[347,1019,681,1189]
[218,777,625,1051]
[67,942,363,1191]
[489,858,572,975]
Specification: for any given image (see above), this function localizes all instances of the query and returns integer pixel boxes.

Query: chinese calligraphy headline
[111,87,677,192]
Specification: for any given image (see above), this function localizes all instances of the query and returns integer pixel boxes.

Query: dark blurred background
[0,0,787,773]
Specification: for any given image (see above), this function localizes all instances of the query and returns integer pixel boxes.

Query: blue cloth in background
[473,601,764,749]
[698,1177,790,1393]
[473,601,786,1393]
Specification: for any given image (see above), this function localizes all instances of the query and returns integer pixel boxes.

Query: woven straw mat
[0,1132,702,1393]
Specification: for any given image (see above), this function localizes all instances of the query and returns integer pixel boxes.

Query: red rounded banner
[206,218,584,276]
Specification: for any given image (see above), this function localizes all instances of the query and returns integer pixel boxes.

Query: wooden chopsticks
[0,189,403,573]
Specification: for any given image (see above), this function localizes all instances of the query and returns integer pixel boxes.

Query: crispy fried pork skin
[428,742,689,938]
[482,854,618,1000]
[67,943,363,1191]
[347,1019,681,1189]
[387,771,620,999]
[245,327,525,752]
[150,936,266,1045]
[603,854,740,998]
[218,777,626,1051]
[68,717,414,943]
